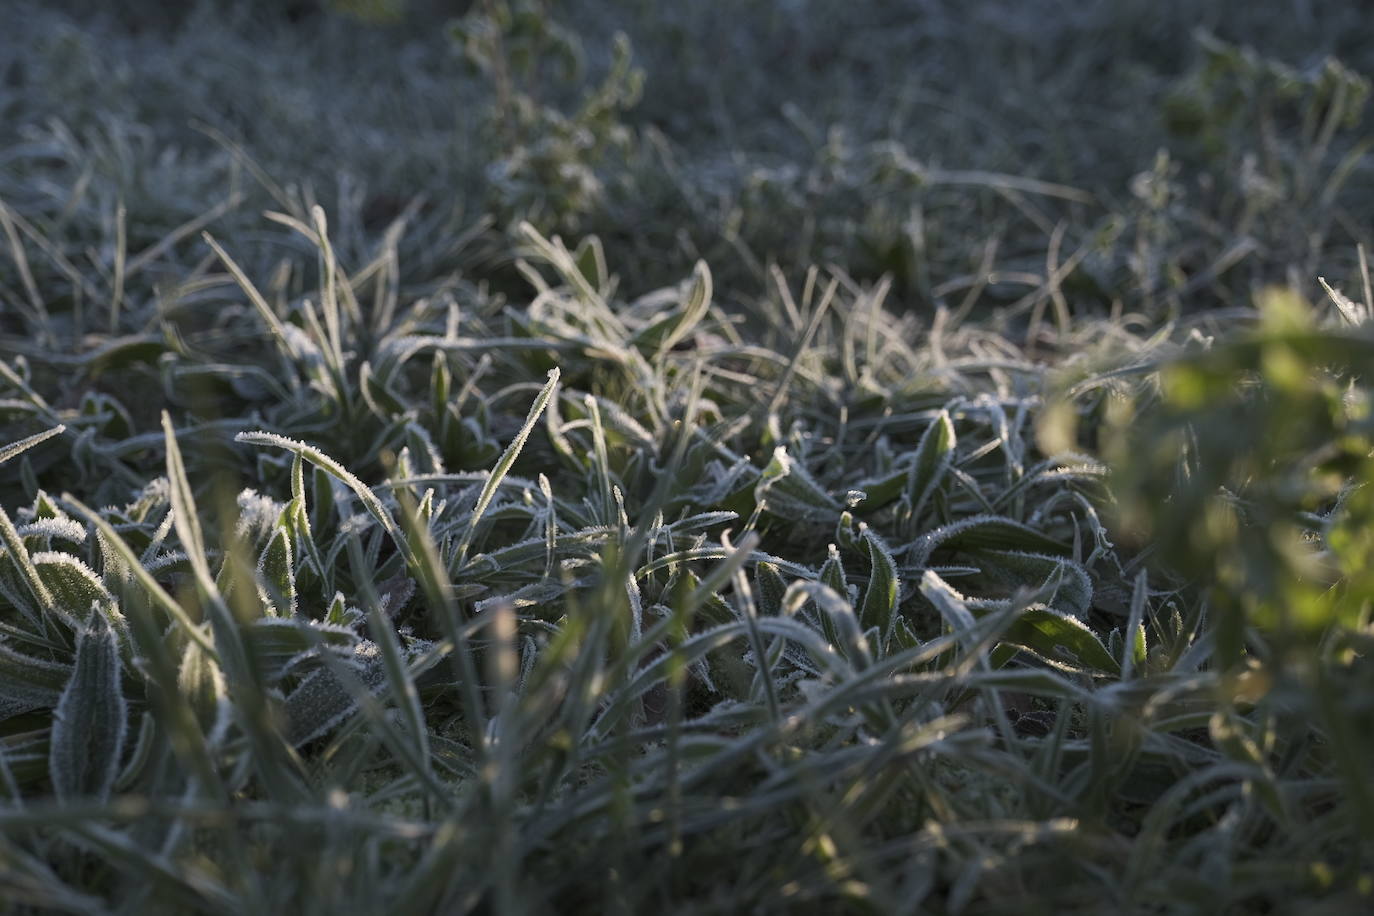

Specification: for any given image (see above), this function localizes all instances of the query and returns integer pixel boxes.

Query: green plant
[450,0,644,233]
[3,2,1374,911]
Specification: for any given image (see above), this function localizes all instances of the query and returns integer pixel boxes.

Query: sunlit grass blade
[455,368,560,568]
[202,231,296,359]
[164,413,309,800]
[0,424,64,467]
[235,429,418,573]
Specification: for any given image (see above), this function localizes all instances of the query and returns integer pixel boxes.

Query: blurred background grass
[4,0,1370,319]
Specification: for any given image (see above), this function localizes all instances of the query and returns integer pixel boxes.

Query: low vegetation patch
[2,1,1373,912]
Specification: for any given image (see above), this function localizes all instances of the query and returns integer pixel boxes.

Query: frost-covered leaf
[1003,606,1119,675]
[785,580,866,669]
[17,517,86,545]
[256,523,296,617]
[236,430,416,572]
[909,514,1070,565]
[50,620,127,801]
[0,642,70,720]
[972,548,1093,618]
[920,569,979,644]
[32,552,113,628]
[859,527,899,645]
[284,645,388,747]
[1319,276,1368,325]
[161,413,212,588]
[359,360,411,417]
[455,367,560,566]
[755,446,840,522]
[0,505,53,614]
[62,493,216,654]
[908,409,955,516]
[642,259,713,355]
[754,562,787,617]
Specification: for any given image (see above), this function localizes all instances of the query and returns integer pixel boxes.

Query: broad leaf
[50,620,127,801]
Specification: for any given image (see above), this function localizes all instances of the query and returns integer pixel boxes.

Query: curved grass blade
[165,414,309,800]
[657,259,713,356]
[235,429,418,573]
[455,368,560,568]
[202,231,296,359]
[0,504,57,618]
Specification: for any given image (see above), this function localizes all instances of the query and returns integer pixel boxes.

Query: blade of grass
[0,424,64,467]
[455,368,560,569]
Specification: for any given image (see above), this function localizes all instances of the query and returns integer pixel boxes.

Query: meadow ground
[2,1,1374,912]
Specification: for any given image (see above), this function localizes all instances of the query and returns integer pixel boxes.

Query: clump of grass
[1,2,1374,913]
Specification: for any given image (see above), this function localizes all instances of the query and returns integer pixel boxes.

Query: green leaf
[908,409,955,516]
[573,234,608,293]
[859,527,899,646]
[32,552,113,629]
[754,562,787,617]
[893,615,921,652]
[325,592,356,628]
[289,495,325,589]
[455,368,560,567]
[359,360,411,417]
[80,335,166,377]
[972,549,1093,618]
[784,580,866,669]
[816,544,849,651]
[62,493,216,655]
[161,412,212,589]
[257,523,296,617]
[919,569,979,645]
[50,619,127,801]
[285,651,388,747]
[311,463,336,535]
[909,514,1070,565]
[1121,570,1150,679]
[430,350,451,419]
[1003,607,1119,675]
[517,222,606,308]
[0,504,53,616]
